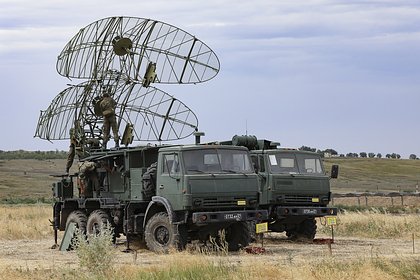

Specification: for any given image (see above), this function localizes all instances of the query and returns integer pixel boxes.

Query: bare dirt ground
[0,233,417,271]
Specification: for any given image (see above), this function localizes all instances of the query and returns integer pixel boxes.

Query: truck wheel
[247,221,257,242]
[86,210,114,241]
[144,212,184,253]
[225,222,250,251]
[286,218,317,240]
[142,162,157,200]
[66,210,87,248]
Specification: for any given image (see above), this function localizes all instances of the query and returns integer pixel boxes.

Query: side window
[162,154,179,175]
[250,155,258,171]
[258,155,265,172]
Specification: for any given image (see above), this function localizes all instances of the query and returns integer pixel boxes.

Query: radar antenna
[35,78,198,142]
[35,16,218,151]
[56,16,220,85]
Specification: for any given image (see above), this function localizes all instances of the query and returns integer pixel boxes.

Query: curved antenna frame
[35,78,198,143]
[56,16,220,85]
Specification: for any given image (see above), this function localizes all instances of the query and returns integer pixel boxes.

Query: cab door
[251,154,269,205]
[156,153,183,210]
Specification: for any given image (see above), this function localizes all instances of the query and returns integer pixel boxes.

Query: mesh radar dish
[56,16,220,85]
[35,79,198,144]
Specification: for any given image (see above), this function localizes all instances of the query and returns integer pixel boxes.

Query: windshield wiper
[222,169,249,176]
[187,169,205,173]
[222,169,237,173]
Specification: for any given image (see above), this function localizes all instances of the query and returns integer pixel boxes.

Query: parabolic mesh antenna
[56,16,220,84]
[35,79,198,142]
[36,16,219,150]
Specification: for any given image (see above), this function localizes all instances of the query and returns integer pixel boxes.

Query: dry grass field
[0,205,419,280]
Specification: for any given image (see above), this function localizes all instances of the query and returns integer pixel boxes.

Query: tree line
[298,146,418,160]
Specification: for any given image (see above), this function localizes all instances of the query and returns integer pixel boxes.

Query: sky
[1,0,420,158]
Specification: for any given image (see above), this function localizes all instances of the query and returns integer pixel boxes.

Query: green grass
[3,256,420,280]
[324,158,420,193]
[1,157,419,202]
[0,159,67,201]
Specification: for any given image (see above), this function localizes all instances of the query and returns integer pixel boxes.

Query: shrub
[73,222,115,277]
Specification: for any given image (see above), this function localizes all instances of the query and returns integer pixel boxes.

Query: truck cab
[220,135,338,240]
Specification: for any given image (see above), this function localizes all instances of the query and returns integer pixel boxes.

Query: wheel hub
[155,225,169,245]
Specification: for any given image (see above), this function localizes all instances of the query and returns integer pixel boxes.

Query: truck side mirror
[330,164,339,179]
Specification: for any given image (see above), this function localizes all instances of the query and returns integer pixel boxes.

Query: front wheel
[144,212,185,253]
[225,222,250,251]
[286,218,317,240]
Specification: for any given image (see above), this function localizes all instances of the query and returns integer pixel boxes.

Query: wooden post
[328,241,332,256]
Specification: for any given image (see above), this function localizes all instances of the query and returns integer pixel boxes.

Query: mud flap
[59,222,77,251]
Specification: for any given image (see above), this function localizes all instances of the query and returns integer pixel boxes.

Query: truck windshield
[183,149,254,174]
[268,152,324,175]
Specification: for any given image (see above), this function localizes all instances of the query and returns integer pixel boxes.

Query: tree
[324,149,338,155]
[368,153,375,158]
[377,153,382,158]
[385,154,391,159]
[360,152,367,158]
[299,146,317,152]
[409,154,418,160]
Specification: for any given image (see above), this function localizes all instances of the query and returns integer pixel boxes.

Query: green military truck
[52,143,268,252]
[220,135,338,240]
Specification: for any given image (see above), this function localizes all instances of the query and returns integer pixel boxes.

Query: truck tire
[144,212,185,253]
[225,222,250,251]
[66,210,87,248]
[286,218,317,240]
[142,162,157,200]
[247,221,257,242]
[86,210,114,241]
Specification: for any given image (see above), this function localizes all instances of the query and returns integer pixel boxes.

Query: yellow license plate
[312,198,320,203]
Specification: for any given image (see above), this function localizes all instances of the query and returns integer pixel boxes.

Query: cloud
[1,0,420,157]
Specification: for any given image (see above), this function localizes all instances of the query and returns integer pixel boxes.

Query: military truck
[219,135,338,240]
[52,143,268,252]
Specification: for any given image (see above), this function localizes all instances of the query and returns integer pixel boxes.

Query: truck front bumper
[275,206,337,217]
[192,209,268,225]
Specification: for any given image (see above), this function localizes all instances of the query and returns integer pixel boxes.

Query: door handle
[159,185,164,189]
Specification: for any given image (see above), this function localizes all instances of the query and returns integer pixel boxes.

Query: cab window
[162,154,179,175]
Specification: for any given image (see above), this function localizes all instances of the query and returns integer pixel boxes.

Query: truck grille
[200,197,249,208]
[283,195,315,204]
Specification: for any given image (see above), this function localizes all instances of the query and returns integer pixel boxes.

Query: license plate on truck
[303,209,318,215]
[224,213,242,220]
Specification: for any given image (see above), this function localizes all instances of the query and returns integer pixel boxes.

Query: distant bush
[0,150,67,160]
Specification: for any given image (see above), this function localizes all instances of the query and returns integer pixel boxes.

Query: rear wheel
[86,210,114,241]
[65,210,87,248]
[144,212,185,253]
